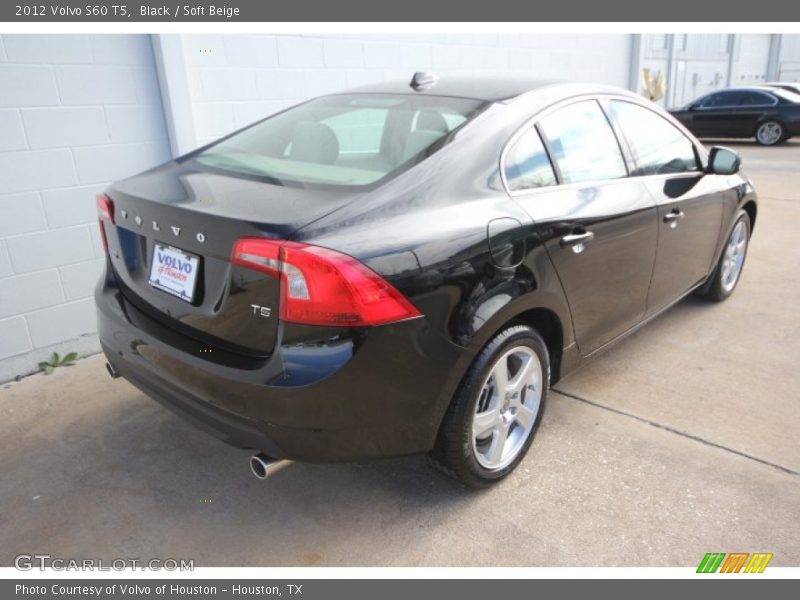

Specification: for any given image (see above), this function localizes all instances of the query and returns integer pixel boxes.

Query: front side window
[698,91,742,108]
[610,101,699,176]
[503,127,557,192]
[538,101,628,184]
[192,94,485,189]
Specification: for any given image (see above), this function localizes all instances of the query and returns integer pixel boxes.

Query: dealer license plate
[148,243,200,303]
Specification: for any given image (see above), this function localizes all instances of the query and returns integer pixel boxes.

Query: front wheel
[428,325,549,488]
[697,210,751,302]
[755,120,785,146]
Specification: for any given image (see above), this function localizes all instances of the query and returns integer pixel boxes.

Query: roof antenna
[410,72,439,91]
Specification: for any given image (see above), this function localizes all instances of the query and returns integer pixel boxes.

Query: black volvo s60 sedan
[669,86,800,145]
[96,75,757,487]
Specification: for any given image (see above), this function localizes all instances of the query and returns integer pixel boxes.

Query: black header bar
[2,0,800,22]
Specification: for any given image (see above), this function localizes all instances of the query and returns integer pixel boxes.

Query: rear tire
[755,120,786,146]
[428,325,549,488]
[697,210,751,302]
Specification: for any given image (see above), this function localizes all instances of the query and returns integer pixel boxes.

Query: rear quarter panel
[293,99,578,419]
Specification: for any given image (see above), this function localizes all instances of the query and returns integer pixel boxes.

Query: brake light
[232,238,421,327]
[97,194,114,223]
[96,194,114,252]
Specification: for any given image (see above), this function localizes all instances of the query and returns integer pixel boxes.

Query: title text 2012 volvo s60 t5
[96,75,757,487]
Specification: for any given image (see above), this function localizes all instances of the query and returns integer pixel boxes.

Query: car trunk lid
[103,161,358,357]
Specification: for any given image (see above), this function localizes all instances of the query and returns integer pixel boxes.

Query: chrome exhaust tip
[105,362,120,379]
[249,453,292,480]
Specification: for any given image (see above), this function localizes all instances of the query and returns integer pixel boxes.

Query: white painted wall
[0,34,170,380]
[642,34,733,108]
[778,34,800,80]
[173,34,634,148]
[731,34,772,86]
[639,34,800,108]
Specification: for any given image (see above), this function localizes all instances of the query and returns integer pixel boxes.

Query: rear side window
[610,101,699,176]
[538,101,627,184]
[503,127,557,192]
[739,91,777,106]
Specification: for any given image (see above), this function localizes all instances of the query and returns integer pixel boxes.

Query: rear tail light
[96,194,114,252]
[232,238,422,327]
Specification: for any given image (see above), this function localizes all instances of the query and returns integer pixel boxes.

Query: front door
[605,99,725,314]
[644,175,725,312]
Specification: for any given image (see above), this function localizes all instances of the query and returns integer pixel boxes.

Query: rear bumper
[96,272,466,461]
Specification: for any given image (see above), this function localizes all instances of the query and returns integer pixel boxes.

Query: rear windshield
[191,94,486,189]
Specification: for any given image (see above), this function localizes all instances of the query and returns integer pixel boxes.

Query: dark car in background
[670,86,800,145]
[96,76,757,488]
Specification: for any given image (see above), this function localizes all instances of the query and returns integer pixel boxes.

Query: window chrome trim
[696,103,739,110]
[499,93,709,199]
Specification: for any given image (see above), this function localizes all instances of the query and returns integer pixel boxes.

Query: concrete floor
[1,141,798,567]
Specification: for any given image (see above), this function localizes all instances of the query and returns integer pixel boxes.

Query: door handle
[560,230,594,253]
[663,209,685,227]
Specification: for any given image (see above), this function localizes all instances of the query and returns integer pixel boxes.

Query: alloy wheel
[720,220,748,293]
[471,346,543,470]
[756,122,783,145]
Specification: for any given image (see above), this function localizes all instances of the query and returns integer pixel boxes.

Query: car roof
[735,85,800,97]
[705,87,777,94]
[335,76,634,103]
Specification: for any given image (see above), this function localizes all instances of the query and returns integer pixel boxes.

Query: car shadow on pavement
[0,379,483,565]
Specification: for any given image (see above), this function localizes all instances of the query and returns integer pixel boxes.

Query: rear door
[607,100,724,314]
[506,100,659,355]
[734,90,779,136]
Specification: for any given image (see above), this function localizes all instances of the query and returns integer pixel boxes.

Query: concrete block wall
[779,35,800,80]
[0,34,171,380]
[177,34,634,147]
[731,34,772,86]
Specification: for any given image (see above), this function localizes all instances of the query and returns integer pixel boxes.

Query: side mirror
[707,146,741,175]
